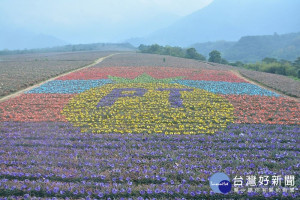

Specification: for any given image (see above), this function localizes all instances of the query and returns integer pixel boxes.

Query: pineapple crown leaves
[108,73,185,83]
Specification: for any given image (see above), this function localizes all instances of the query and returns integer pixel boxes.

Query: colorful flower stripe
[57,67,247,82]
[0,94,75,121]
[221,95,300,125]
[25,76,269,96]
[25,80,112,94]
[174,80,279,96]
[1,66,297,129]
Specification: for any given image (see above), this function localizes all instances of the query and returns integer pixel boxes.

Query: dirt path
[0,53,117,103]
[231,70,300,102]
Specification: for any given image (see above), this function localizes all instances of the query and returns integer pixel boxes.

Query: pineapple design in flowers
[62,73,234,134]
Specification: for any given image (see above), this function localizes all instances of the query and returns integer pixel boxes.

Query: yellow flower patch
[62,83,234,134]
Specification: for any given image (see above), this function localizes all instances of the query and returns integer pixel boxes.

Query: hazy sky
[0,0,213,44]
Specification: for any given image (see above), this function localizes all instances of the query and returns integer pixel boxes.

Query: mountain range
[1,0,300,51]
[0,27,67,50]
[128,0,300,47]
[192,32,300,62]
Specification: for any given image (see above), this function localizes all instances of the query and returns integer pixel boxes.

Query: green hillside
[193,32,300,62]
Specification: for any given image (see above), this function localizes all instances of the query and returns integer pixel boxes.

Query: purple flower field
[0,122,299,199]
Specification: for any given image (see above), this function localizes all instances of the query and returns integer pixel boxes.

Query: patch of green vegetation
[231,57,300,79]
[109,73,184,83]
[138,44,206,61]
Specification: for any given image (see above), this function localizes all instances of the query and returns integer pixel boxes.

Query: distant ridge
[0,43,136,55]
[192,32,300,62]
[0,29,68,50]
[130,0,300,46]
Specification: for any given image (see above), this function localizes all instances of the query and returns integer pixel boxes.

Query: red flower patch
[0,94,75,122]
[57,67,247,82]
[222,95,300,124]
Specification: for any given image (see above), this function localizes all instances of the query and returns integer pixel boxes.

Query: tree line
[231,57,300,79]
[138,44,206,61]
[139,44,300,79]
[138,44,229,64]
[0,43,135,55]
[207,50,300,79]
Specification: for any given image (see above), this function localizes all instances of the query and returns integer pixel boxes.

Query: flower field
[238,69,300,98]
[0,54,299,199]
[0,51,112,97]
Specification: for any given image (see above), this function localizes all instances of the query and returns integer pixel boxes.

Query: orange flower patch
[0,94,75,122]
[221,95,300,124]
